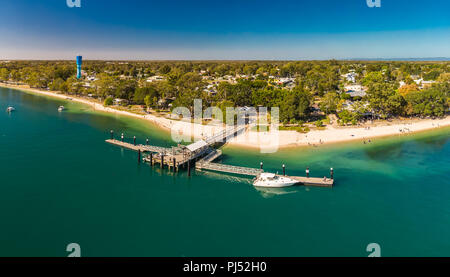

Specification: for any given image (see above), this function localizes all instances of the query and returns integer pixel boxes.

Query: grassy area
[251,125,270,132]
[279,125,310,133]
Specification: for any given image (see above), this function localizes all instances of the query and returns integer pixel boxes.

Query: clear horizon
[1,0,449,60]
[2,57,449,61]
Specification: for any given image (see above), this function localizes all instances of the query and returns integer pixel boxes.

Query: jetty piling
[121,133,124,142]
[138,149,141,163]
[306,167,310,178]
[188,160,191,177]
[133,136,136,146]
[330,168,334,180]
[282,164,286,176]
[110,130,114,140]
[260,162,263,170]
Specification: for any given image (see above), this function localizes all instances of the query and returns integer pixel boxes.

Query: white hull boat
[253,173,298,188]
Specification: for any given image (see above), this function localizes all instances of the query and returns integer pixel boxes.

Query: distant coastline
[2,58,449,62]
[1,82,449,150]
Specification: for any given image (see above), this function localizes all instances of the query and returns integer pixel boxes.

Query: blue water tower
[76,56,83,79]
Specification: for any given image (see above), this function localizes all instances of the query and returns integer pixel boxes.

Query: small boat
[58,106,65,112]
[6,107,15,112]
[253,173,298,188]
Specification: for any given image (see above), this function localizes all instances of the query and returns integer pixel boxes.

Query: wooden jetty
[106,139,192,170]
[287,176,334,187]
[105,126,334,187]
[196,161,264,176]
[105,139,171,153]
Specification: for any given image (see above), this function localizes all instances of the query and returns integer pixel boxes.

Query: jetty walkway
[105,125,334,187]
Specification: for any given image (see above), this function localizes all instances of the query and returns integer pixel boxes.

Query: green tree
[367,83,406,117]
[405,89,448,117]
[134,85,159,105]
[338,110,358,125]
[50,78,65,91]
[159,64,171,75]
[362,72,384,87]
[94,73,117,98]
[104,97,113,106]
[280,89,311,123]
[0,68,9,81]
[319,92,339,114]
[144,95,157,109]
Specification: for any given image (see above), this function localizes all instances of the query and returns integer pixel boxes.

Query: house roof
[347,90,367,97]
[186,140,208,152]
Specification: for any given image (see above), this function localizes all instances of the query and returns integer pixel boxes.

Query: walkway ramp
[196,161,263,176]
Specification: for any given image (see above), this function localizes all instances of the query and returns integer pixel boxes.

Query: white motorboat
[58,106,65,112]
[253,173,298,188]
[6,106,15,112]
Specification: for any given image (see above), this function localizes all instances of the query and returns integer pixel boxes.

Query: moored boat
[253,173,298,188]
[58,106,65,112]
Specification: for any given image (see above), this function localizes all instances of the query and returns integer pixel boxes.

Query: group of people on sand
[399,128,411,133]
[305,135,325,147]
[363,138,372,145]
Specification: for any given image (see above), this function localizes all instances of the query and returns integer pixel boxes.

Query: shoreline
[1,82,449,150]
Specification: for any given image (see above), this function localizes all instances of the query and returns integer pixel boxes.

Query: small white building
[146,75,165,82]
[344,84,366,98]
[342,72,357,83]
[114,98,129,106]
[413,78,436,89]
[204,84,218,96]
[344,84,365,92]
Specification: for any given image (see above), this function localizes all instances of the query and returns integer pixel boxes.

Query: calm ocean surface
[1,87,449,257]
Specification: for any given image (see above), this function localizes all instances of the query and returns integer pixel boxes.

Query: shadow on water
[414,135,449,149]
[364,130,449,161]
[197,169,301,198]
[253,186,299,198]
[196,169,253,185]
[364,142,406,161]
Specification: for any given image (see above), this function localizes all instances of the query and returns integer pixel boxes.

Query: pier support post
[150,153,153,166]
[133,136,136,146]
[161,155,164,169]
[138,149,141,163]
[121,133,124,142]
[188,160,191,177]
[330,168,334,180]
[306,167,310,178]
[283,164,286,176]
[173,158,176,172]
[260,162,263,170]
[146,138,149,145]
[110,130,114,140]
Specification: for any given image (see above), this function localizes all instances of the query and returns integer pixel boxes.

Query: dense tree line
[0,60,448,124]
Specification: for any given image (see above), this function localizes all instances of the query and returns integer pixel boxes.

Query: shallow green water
[1,87,449,257]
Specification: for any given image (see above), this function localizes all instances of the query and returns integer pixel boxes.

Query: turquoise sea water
[1,86,449,257]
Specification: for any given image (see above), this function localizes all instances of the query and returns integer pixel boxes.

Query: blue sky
[1,0,449,60]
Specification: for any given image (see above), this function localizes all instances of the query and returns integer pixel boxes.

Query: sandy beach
[1,83,449,150]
